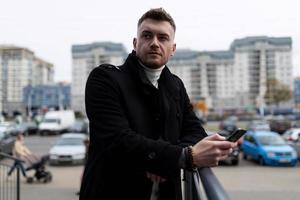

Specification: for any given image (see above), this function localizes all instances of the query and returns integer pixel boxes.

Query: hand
[191,134,237,167]
[146,172,166,183]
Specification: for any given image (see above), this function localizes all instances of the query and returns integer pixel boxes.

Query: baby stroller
[25,155,52,183]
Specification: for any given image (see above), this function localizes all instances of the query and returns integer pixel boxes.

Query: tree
[264,79,292,107]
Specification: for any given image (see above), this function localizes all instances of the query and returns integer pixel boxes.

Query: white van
[39,110,75,135]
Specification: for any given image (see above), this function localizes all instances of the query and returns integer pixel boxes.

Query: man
[80,8,235,200]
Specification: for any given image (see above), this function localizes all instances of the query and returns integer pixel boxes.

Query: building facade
[71,42,127,114]
[0,45,54,116]
[169,36,293,112]
[23,83,71,116]
[295,78,300,109]
[230,36,293,110]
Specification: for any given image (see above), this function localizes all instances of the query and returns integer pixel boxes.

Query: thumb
[205,133,226,141]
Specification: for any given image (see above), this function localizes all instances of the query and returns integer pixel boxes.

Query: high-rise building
[0,45,54,116]
[230,36,293,110]
[169,36,293,111]
[71,42,127,114]
[295,78,300,109]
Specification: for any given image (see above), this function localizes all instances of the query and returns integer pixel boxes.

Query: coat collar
[123,51,180,100]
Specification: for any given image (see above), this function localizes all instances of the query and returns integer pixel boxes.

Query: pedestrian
[7,133,33,178]
[80,8,236,200]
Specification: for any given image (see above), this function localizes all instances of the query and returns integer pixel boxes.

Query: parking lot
[3,133,293,200]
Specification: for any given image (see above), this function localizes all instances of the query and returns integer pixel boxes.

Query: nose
[150,36,159,48]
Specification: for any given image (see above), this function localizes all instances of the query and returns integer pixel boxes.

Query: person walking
[7,133,33,178]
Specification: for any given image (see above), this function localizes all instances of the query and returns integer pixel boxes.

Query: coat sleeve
[177,78,208,147]
[85,67,182,178]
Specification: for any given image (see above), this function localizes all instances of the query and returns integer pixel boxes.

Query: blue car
[241,130,297,166]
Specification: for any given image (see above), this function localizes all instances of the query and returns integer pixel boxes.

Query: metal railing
[183,168,230,200]
[0,152,22,200]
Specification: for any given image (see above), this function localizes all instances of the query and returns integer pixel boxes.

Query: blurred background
[1,0,300,199]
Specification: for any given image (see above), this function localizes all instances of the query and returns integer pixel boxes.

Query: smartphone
[226,129,247,142]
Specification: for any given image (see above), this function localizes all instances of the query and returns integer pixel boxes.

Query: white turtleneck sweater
[139,61,165,89]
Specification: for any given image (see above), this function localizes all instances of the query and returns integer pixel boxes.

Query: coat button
[148,152,156,159]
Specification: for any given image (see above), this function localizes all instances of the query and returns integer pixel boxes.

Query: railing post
[0,152,23,200]
[16,164,21,200]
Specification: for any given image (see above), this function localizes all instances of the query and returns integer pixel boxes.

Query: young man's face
[133,19,176,69]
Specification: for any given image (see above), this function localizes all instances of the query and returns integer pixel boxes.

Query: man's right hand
[191,134,236,167]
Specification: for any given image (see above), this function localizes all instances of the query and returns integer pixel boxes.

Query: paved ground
[214,163,300,200]
[2,132,300,200]
[21,165,82,200]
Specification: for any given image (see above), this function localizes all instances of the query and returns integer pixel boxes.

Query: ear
[133,38,137,50]
[171,43,176,56]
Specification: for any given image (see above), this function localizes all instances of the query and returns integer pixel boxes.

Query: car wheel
[231,159,239,166]
[258,156,265,166]
[26,177,34,183]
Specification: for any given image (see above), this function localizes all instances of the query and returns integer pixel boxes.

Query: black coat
[80,51,207,200]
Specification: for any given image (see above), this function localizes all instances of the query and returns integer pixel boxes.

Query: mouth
[148,52,161,56]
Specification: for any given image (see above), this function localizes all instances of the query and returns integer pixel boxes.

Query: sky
[1,0,300,82]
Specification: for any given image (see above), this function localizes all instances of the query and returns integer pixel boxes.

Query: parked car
[219,116,238,133]
[0,131,15,155]
[282,128,300,142]
[49,133,88,165]
[292,121,300,128]
[0,122,17,136]
[247,120,270,131]
[269,118,291,135]
[68,120,89,134]
[289,140,300,160]
[241,130,297,166]
[13,122,38,136]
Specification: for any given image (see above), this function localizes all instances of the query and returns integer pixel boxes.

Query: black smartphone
[226,129,247,142]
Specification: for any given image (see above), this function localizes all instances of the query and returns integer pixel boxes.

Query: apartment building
[23,83,71,114]
[295,78,300,109]
[231,36,293,109]
[169,36,293,111]
[0,45,54,116]
[71,42,127,114]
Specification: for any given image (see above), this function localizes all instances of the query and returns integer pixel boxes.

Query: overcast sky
[1,0,300,82]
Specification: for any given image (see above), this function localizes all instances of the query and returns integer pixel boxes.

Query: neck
[139,60,165,88]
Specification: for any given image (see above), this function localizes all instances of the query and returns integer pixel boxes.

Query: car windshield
[0,132,5,139]
[251,122,270,130]
[257,135,286,145]
[43,119,60,123]
[56,138,83,146]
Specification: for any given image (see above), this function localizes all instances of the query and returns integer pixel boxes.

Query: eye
[142,32,152,39]
[159,35,169,41]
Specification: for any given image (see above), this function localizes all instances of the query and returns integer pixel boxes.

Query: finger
[219,154,229,161]
[215,141,235,150]
[205,133,226,141]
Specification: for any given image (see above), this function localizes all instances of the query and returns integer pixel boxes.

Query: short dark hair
[138,8,176,32]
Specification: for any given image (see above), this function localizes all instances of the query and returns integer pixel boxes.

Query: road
[10,135,300,200]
